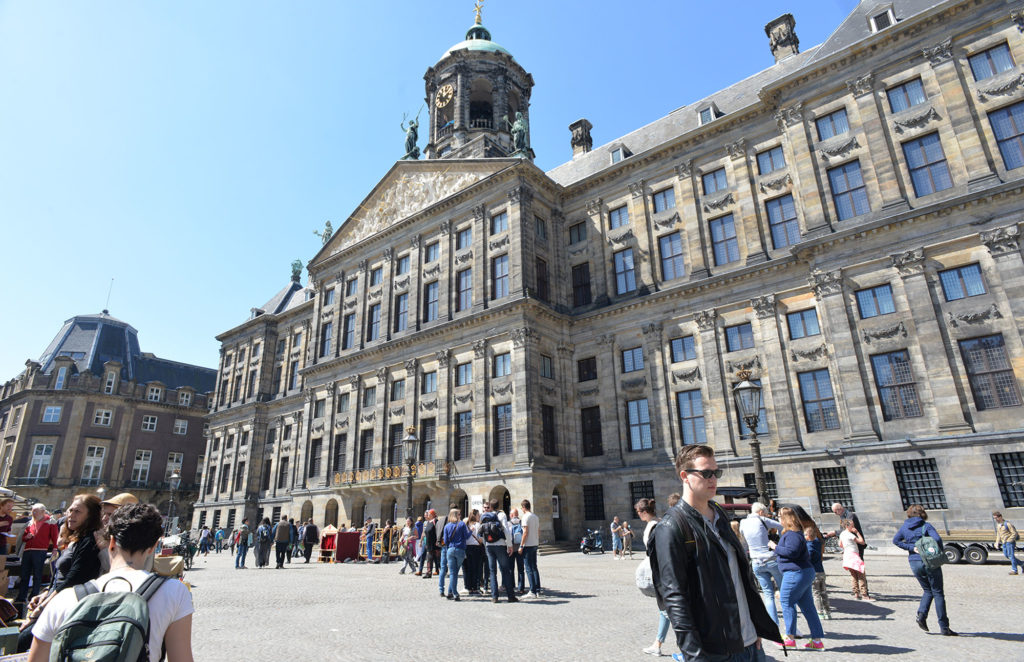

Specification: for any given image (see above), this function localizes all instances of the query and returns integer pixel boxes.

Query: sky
[0,0,859,379]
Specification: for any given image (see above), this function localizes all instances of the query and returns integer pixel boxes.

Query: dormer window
[104,371,117,395]
[699,108,714,125]
[611,148,623,164]
[147,385,163,402]
[869,7,896,32]
[609,144,631,164]
[54,366,67,390]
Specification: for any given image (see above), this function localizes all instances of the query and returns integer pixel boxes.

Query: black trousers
[303,542,314,562]
[275,541,289,567]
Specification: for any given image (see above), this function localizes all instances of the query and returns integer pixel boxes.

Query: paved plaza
[189,546,1023,661]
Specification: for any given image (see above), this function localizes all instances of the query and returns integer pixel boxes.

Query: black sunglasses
[684,468,724,480]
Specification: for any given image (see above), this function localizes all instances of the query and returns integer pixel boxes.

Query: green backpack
[917,533,946,571]
[49,574,167,662]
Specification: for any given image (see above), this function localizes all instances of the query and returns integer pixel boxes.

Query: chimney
[569,119,593,157]
[765,14,799,63]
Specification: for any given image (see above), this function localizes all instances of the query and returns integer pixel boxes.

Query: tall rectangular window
[828,161,870,220]
[540,355,554,379]
[670,336,697,362]
[569,222,587,244]
[609,205,629,229]
[572,263,592,307]
[388,424,404,465]
[799,369,840,431]
[369,267,382,287]
[289,361,300,390]
[342,313,356,350]
[493,352,511,377]
[991,452,1024,507]
[969,43,1014,81]
[621,347,644,373]
[456,268,473,311]
[362,385,376,408]
[423,281,439,322]
[676,390,706,445]
[278,456,290,488]
[390,379,405,401]
[93,409,112,427]
[614,248,637,295]
[166,452,184,481]
[787,309,820,339]
[235,461,247,489]
[766,194,800,249]
[659,232,685,281]
[813,466,854,514]
[709,214,739,265]
[337,393,350,413]
[491,255,509,299]
[626,399,652,451]
[856,284,896,318]
[104,371,117,395]
[422,371,437,394]
[725,323,754,352]
[757,145,786,174]
[131,450,152,484]
[577,357,597,382]
[893,458,948,509]
[54,366,67,390]
[323,288,335,306]
[319,321,333,357]
[736,379,769,437]
[702,168,728,195]
[332,434,347,472]
[542,405,557,456]
[455,411,472,460]
[358,430,373,469]
[490,211,508,235]
[424,241,439,263]
[395,255,410,275]
[81,446,105,485]
[42,405,62,423]
[394,293,409,332]
[28,444,53,479]
[583,484,605,520]
[989,100,1024,170]
[345,278,358,297]
[173,419,188,435]
[493,404,512,455]
[456,362,472,386]
[581,406,603,457]
[420,418,436,462]
[939,264,985,301]
[816,108,849,140]
[456,226,472,250]
[887,78,927,113]
[652,188,676,213]
[903,133,952,197]
[366,303,381,341]
[535,258,550,302]
[871,350,922,420]
[535,216,547,240]
[960,334,1022,410]
[141,415,157,432]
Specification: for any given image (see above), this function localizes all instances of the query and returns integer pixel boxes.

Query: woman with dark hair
[893,504,957,636]
[28,503,195,661]
[17,494,103,651]
[439,508,472,601]
[635,498,668,657]
[776,507,826,650]
[254,517,273,568]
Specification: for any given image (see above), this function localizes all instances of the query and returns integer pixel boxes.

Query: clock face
[435,83,454,108]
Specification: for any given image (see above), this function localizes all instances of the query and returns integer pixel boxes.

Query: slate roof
[806,0,946,65]
[259,281,309,316]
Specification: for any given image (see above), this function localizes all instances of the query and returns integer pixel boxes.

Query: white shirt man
[518,499,541,598]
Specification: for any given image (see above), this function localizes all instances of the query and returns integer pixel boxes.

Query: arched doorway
[488,485,511,516]
[300,500,313,523]
[380,497,397,525]
[324,499,338,527]
[416,494,432,517]
[449,489,468,518]
[552,487,567,541]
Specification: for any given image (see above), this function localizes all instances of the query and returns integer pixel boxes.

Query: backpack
[511,520,524,545]
[50,574,167,662]
[479,513,506,543]
[257,525,270,542]
[917,529,946,571]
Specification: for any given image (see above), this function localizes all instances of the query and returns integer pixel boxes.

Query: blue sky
[0,1,857,379]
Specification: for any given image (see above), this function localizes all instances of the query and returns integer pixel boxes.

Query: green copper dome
[440,23,512,60]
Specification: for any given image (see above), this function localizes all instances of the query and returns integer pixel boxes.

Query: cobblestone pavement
[189,548,1023,661]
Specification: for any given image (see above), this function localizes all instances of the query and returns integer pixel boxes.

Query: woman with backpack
[253,518,272,568]
[893,504,957,636]
[27,502,194,661]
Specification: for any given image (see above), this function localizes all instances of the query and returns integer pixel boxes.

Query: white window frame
[104,371,117,395]
[54,366,67,390]
[42,405,62,423]
[173,419,188,435]
[131,450,152,484]
[81,446,105,484]
[178,390,192,406]
[146,385,163,402]
[93,409,113,427]
[869,6,896,32]
[28,444,53,479]
[166,452,184,481]
[142,415,158,432]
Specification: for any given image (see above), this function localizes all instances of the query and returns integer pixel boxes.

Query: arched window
[469,78,494,129]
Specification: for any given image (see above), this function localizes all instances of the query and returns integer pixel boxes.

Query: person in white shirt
[518,499,541,598]
[738,501,784,627]
[28,503,194,662]
[480,499,517,603]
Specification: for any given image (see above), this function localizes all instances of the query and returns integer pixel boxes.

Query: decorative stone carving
[977,72,1024,102]
[304,388,315,402]
[510,327,537,348]
[628,180,646,198]
[893,105,940,133]
[890,248,925,275]
[508,185,533,204]
[845,73,874,97]
[948,303,1003,327]
[703,192,735,212]
[454,250,473,265]
[420,399,437,411]
[642,322,663,339]
[439,220,451,235]
[674,160,693,179]
[390,406,405,417]
[621,376,647,391]
[423,263,441,277]
[725,138,746,160]
[368,288,382,300]
[376,367,388,383]
[557,344,573,356]
[359,259,369,272]
[344,299,356,310]
[348,375,360,389]
[394,276,409,290]
[335,418,348,429]
[981,225,1021,256]
[404,358,418,372]
[410,234,420,248]
[577,387,599,397]
[752,295,777,319]
[473,339,487,358]
[1013,7,1024,32]
[862,321,908,343]
[471,204,487,221]
[320,310,334,321]
[774,103,803,130]
[671,367,701,384]
[759,172,792,193]
[791,344,828,362]
[725,356,762,373]
[809,270,843,298]
[454,391,473,404]
[360,412,375,423]
[818,135,860,161]
[489,235,509,251]
[492,382,514,396]
[585,198,603,215]
[383,248,393,262]
[436,349,450,368]
[541,385,557,396]
[695,309,717,331]
[922,38,952,66]
[568,242,588,256]
[606,228,634,246]
[311,421,324,433]
[654,212,680,229]
[596,334,616,347]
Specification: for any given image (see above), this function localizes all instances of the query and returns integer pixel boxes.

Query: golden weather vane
[474,0,484,24]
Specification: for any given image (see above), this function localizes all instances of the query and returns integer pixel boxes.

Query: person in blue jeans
[775,508,825,650]
[481,499,518,603]
[518,499,541,598]
[440,508,472,601]
[234,518,250,569]
[893,504,957,636]
[738,503,783,626]
[993,512,1020,574]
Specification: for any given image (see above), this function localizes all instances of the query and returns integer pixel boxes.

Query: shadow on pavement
[816,632,877,641]
[828,598,893,620]
[826,644,915,654]
[961,632,1024,642]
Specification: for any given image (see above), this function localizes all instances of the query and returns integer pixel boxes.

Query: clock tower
[423,6,534,160]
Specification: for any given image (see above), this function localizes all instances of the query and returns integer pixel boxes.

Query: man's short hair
[520,499,531,511]
[107,503,163,553]
[831,502,844,512]
[674,444,715,475]
[751,502,767,515]
[488,499,500,511]
[993,511,1003,518]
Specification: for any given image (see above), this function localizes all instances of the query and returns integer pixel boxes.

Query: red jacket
[22,519,59,551]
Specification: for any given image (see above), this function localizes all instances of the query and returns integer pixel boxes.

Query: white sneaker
[642,645,664,656]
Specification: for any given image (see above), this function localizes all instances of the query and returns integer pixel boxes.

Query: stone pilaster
[596,334,624,465]
[471,339,489,471]
[752,295,802,451]
[776,104,830,236]
[696,309,733,456]
[506,184,533,297]
[847,73,908,210]
[676,161,710,279]
[435,350,452,463]
[407,235,422,332]
[511,327,535,467]
[587,198,611,304]
[472,204,488,313]
[627,179,656,294]
[642,321,674,460]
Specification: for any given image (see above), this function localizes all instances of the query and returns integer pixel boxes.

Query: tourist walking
[739,501,784,628]
[622,520,635,559]
[400,517,418,574]
[302,519,319,563]
[0,497,15,572]
[254,517,273,568]
[440,508,473,601]
[198,525,211,556]
[235,518,251,569]
[463,510,483,592]
[481,499,517,603]
[287,518,299,563]
[635,498,668,657]
[273,516,292,569]
[519,499,541,598]
[214,527,225,553]
[893,504,957,635]
[993,511,1020,574]
[610,516,624,560]
[839,518,872,600]
[776,507,826,650]
[420,510,438,578]
[804,522,831,620]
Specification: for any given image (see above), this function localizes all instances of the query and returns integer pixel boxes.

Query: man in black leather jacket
[651,445,783,661]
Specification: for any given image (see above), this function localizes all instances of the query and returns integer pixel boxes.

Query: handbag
[636,557,656,597]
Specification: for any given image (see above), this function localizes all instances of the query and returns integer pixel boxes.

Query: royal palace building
[194,0,1024,545]
[0,312,215,519]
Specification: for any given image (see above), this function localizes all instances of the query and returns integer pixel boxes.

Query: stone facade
[195,2,1024,546]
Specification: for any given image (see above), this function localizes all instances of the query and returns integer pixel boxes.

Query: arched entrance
[416,494,432,517]
[380,497,397,525]
[552,487,567,541]
[488,485,511,516]
[449,489,468,518]
[300,500,313,523]
[324,499,339,527]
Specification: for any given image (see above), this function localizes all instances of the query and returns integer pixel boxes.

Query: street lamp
[733,369,768,506]
[166,471,181,535]
[403,426,418,520]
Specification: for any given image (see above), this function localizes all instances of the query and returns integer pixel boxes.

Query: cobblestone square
[190,548,1023,661]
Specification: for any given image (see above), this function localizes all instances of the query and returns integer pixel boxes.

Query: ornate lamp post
[166,471,181,535]
[403,426,418,520]
[733,370,768,506]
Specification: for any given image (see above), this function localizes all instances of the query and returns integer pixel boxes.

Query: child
[839,519,873,600]
[805,525,832,619]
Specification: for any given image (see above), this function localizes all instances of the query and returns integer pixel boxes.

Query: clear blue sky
[0,1,857,379]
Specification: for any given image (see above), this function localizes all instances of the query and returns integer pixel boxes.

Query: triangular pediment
[318,159,517,259]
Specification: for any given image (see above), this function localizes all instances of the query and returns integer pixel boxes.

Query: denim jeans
[522,545,540,594]
[235,543,248,568]
[16,549,48,605]
[780,566,824,639]
[1003,542,1020,573]
[446,547,466,597]
[485,545,515,599]
[750,558,782,625]
[437,546,449,594]
[909,559,948,629]
[656,610,670,643]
